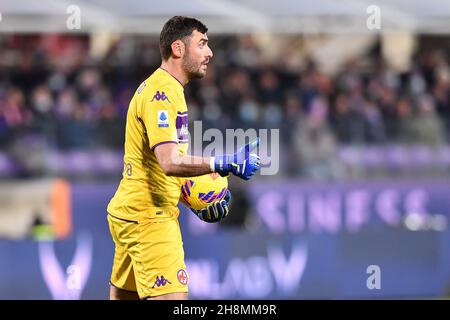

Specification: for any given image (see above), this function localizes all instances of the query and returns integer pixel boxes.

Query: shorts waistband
[108,206,180,223]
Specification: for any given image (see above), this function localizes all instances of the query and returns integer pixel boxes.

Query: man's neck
[160,61,188,86]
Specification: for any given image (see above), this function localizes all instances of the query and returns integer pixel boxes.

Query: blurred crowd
[0,34,449,179]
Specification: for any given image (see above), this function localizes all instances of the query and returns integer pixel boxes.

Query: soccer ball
[180,173,228,211]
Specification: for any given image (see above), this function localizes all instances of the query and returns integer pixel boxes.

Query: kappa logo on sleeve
[151,91,170,103]
[157,110,169,127]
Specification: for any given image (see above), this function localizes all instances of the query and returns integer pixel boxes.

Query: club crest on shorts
[177,269,188,286]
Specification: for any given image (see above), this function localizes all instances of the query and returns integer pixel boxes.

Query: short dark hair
[160,16,208,61]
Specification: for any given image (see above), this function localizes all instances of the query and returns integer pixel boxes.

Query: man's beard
[182,53,206,80]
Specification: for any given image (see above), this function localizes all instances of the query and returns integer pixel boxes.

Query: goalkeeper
[106,16,260,301]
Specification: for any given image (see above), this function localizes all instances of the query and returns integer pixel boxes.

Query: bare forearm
[164,155,212,177]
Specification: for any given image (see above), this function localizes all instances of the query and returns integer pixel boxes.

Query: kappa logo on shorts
[152,275,172,288]
[177,269,188,286]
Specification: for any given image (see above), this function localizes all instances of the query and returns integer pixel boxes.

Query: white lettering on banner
[38,232,93,300]
[257,192,285,234]
[186,243,307,299]
[66,265,81,290]
[288,193,305,232]
[220,259,246,298]
[188,259,219,298]
[244,258,273,297]
[254,188,442,234]
[376,189,401,226]
[268,243,308,294]
[405,189,429,217]
[346,190,371,232]
[309,193,341,233]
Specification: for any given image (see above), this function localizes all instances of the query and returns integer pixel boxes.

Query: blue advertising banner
[0,180,449,299]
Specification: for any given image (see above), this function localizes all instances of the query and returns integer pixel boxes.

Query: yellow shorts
[107,207,189,299]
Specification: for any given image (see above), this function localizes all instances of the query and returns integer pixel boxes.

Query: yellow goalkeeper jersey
[107,68,189,221]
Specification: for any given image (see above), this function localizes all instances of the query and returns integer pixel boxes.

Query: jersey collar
[158,67,185,90]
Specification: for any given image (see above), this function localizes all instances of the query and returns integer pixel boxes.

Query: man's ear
[171,40,185,59]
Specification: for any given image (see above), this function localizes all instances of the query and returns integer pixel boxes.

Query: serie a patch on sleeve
[157,110,169,127]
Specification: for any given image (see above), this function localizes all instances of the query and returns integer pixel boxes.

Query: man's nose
[207,47,213,58]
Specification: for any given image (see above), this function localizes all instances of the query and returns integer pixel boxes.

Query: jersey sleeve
[140,85,179,151]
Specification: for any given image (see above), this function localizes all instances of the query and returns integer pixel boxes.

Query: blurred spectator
[409,94,446,146]
[57,103,92,149]
[1,34,450,179]
[294,96,339,179]
[362,98,386,143]
[332,93,365,144]
[0,87,32,147]
[95,104,125,149]
[396,97,416,143]
[258,68,281,104]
